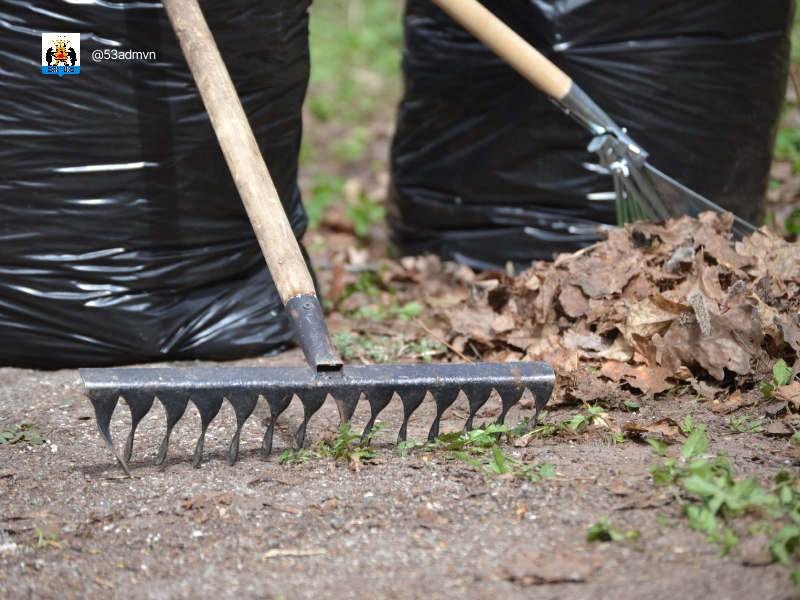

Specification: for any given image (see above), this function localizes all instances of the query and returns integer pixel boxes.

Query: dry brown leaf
[559,284,590,318]
[568,231,640,298]
[490,313,515,334]
[694,226,751,271]
[659,303,764,381]
[502,553,603,585]
[774,381,800,410]
[738,228,800,282]
[621,295,690,346]
[600,360,676,395]
[447,306,497,346]
[633,215,698,246]
[597,335,634,362]
[764,420,794,438]
[747,293,782,339]
[562,330,606,352]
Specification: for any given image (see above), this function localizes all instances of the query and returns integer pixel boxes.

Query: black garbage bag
[389,0,794,270]
[0,0,311,368]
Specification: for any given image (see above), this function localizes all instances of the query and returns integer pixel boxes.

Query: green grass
[307,0,403,123]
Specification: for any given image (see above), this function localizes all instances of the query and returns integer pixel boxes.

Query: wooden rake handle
[431,0,574,101]
[163,0,341,372]
[162,0,314,304]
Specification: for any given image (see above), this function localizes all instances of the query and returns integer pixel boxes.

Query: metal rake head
[80,362,555,476]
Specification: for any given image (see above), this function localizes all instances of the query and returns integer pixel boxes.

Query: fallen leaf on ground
[622,418,682,442]
[502,553,603,585]
[764,420,794,438]
[774,381,800,409]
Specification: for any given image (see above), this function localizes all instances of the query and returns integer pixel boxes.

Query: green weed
[34,527,60,549]
[347,194,386,238]
[331,126,370,163]
[278,448,318,466]
[762,359,794,398]
[650,426,800,574]
[305,172,346,229]
[307,0,402,123]
[679,414,697,435]
[317,422,384,463]
[587,516,639,543]
[0,422,47,445]
[728,415,765,434]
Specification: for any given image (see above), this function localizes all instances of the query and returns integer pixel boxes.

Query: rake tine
[294,388,328,449]
[397,387,428,443]
[156,393,190,466]
[427,387,461,442]
[360,388,394,443]
[90,393,132,477]
[226,390,260,466]
[496,386,526,432]
[122,391,156,463]
[261,390,293,458]
[331,388,361,427]
[463,385,494,433]
[190,391,225,468]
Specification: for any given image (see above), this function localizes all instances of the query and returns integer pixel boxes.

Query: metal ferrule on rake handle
[162,0,341,373]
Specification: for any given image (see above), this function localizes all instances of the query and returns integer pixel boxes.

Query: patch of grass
[307,0,403,123]
[728,415,765,434]
[649,426,800,581]
[34,527,60,549]
[623,400,641,413]
[762,358,794,398]
[317,422,384,463]
[279,422,386,466]
[346,194,386,238]
[679,414,697,435]
[331,126,370,163]
[454,446,555,483]
[278,447,318,466]
[774,128,800,174]
[587,516,639,543]
[0,422,46,445]
[305,172,346,230]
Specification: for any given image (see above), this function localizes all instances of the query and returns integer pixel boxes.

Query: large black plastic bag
[0,0,311,368]
[389,0,794,269]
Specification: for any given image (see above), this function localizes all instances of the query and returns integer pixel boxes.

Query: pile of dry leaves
[442,212,800,402]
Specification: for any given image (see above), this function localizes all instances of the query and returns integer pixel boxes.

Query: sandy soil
[1,350,796,600]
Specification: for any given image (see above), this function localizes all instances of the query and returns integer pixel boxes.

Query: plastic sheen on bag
[0,0,311,368]
[389,0,794,270]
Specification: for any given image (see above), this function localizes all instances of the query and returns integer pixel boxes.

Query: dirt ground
[1,348,797,600]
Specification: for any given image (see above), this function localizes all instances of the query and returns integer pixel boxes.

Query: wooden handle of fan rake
[162,0,315,304]
[431,0,573,101]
